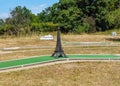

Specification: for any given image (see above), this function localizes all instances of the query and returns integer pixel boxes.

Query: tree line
[0,0,120,36]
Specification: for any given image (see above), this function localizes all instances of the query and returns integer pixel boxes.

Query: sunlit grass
[0,62,120,86]
[0,34,120,61]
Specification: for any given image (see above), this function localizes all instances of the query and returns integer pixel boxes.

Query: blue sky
[0,0,59,19]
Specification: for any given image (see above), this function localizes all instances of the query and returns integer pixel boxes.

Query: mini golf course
[0,54,120,70]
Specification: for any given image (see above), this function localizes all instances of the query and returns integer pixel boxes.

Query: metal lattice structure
[52,27,67,58]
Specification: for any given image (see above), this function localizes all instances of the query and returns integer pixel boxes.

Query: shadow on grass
[106,37,120,42]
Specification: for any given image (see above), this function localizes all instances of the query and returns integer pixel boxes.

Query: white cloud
[30,4,46,15]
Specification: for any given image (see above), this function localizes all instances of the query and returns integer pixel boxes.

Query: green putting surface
[0,54,119,69]
[0,56,55,69]
[69,54,119,58]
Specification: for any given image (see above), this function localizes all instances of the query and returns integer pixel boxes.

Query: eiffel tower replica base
[52,50,67,58]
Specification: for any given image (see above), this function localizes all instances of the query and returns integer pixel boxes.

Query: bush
[31,22,58,33]
[74,23,89,34]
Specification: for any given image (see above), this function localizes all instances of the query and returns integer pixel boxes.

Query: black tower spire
[52,27,67,58]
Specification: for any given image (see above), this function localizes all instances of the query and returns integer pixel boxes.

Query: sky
[0,0,59,19]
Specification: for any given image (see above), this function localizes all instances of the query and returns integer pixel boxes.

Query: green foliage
[74,23,89,34]
[0,19,4,26]
[10,6,31,26]
[31,22,58,33]
[38,0,120,33]
[0,0,120,36]
[106,7,120,28]
[1,6,32,36]
[83,16,96,33]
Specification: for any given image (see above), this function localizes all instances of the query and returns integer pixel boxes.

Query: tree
[10,6,31,26]
[0,19,5,35]
[0,19,4,26]
[106,7,120,29]
[6,6,32,36]
[1,0,120,36]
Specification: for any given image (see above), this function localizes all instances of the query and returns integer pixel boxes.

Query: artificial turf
[0,54,119,69]
[0,56,54,69]
[69,54,118,58]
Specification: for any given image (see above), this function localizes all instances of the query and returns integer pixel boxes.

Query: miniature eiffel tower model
[52,27,67,58]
